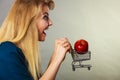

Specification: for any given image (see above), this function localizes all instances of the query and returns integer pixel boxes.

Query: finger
[62,38,70,44]
[59,38,69,43]
[59,37,68,41]
[63,42,72,52]
[62,39,71,47]
[68,45,73,53]
[55,38,67,44]
[65,45,72,53]
[55,38,63,44]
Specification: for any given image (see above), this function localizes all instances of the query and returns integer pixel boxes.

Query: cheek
[37,21,44,32]
[37,20,47,29]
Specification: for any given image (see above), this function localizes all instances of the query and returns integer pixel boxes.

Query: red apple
[74,39,88,54]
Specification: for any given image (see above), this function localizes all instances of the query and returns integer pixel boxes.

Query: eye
[43,15,49,21]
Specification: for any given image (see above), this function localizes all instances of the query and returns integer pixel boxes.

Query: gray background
[0,0,120,80]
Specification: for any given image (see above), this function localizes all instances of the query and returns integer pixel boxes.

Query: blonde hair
[0,0,55,80]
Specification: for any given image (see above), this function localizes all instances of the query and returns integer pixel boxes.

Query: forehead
[42,5,49,14]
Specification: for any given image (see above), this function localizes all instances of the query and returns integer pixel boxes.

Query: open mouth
[43,31,46,35]
[43,27,48,35]
[43,27,49,35]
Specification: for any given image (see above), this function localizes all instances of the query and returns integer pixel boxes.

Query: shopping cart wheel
[72,65,75,71]
[88,67,91,70]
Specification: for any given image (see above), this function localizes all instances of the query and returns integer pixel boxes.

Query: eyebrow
[43,12,49,16]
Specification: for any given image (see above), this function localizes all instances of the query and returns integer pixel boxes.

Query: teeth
[43,27,49,34]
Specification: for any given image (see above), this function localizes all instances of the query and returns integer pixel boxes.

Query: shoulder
[0,41,33,80]
[0,41,24,58]
[0,41,27,66]
[0,41,20,53]
[0,41,26,67]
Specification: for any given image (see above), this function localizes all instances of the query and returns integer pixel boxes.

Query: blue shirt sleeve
[0,41,34,80]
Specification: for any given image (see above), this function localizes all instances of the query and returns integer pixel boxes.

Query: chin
[38,38,46,41]
[39,40,45,42]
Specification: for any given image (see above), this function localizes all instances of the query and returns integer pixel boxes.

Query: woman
[0,0,72,80]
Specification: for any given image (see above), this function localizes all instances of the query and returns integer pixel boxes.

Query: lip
[45,26,49,30]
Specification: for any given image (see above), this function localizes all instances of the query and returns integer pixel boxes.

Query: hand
[51,38,72,64]
[41,38,72,80]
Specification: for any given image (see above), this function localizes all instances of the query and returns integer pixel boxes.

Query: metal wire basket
[71,49,92,71]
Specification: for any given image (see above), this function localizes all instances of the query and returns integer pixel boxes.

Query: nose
[48,19,53,26]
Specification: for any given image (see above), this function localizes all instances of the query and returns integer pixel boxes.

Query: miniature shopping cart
[71,49,92,71]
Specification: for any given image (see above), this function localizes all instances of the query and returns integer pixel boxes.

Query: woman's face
[36,5,52,41]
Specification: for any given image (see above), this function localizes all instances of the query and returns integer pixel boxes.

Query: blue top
[0,41,33,80]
